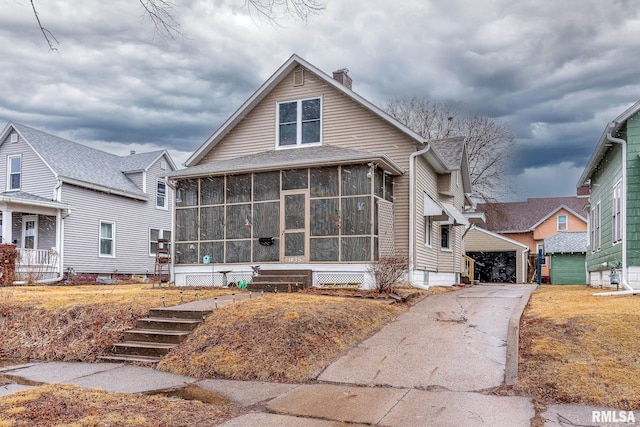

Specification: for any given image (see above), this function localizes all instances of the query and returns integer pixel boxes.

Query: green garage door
[550,253,586,285]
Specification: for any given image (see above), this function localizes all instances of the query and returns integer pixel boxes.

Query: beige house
[169,55,476,289]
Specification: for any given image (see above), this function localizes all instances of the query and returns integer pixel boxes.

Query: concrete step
[98,354,162,364]
[112,341,177,358]
[124,329,192,344]
[148,308,212,320]
[136,317,202,332]
[246,282,303,293]
[251,274,309,284]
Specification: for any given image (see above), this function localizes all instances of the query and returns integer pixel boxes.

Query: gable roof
[544,231,588,254]
[184,54,452,173]
[169,144,405,178]
[430,136,472,193]
[578,100,640,187]
[476,197,588,233]
[1,122,175,200]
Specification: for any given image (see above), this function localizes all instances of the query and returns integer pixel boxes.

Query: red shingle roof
[476,197,588,233]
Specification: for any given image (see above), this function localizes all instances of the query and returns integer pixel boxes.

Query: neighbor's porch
[0,192,69,283]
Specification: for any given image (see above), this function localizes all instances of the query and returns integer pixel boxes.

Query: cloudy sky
[1,0,639,201]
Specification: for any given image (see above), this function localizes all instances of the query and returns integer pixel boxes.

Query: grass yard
[0,383,244,427]
[517,285,640,410]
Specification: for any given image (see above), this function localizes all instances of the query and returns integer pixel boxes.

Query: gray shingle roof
[12,123,167,198]
[544,232,588,254]
[169,144,405,178]
[431,137,465,170]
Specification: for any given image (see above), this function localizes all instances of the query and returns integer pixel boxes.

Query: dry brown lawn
[158,293,405,382]
[0,383,243,426]
[517,285,640,410]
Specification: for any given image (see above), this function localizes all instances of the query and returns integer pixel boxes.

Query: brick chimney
[332,68,352,90]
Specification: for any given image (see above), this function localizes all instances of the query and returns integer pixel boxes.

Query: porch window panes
[282,169,308,190]
[310,199,339,236]
[175,243,198,264]
[310,238,339,261]
[200,206,224,240]
[176,209,198,241]
[200,241,224,263]
[253,202,279,237]
[310,167,338,197]
[254,172,280,201]
[374,169,384,198]
[341,237,370,261]
[384,175,394,202]
[253,238,279,262]
[200,176,224,205]
[342,164,369,196]
[176,179,198,207]
[277,98,321,147]
[99,221,114,256]
[342,197,371,235]
[226,204,252,239]
[284,232,305,256]
[8,155,21,190]
[226,240,251,263]
[156,181,167,208]
[227,175,251,203]
[284,194,305,229]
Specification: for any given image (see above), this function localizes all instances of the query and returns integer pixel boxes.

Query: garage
[544,232,587,285]
[466,250,517,283]
[464,227,529,284]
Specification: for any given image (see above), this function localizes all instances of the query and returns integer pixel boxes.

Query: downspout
[408,143,432,289]
[606,124,633,291]
[594,124,636,295]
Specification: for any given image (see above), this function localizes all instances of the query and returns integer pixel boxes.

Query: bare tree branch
[245,0,326,23]
[30,0,58,51]
[27,1,326,49]
[385,96,516,202]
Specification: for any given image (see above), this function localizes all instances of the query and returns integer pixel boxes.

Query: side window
[557,214,567,231]
[99,221,115,257]
[8,155,21,191]
[441,224,450,250]
[156,180,167,209]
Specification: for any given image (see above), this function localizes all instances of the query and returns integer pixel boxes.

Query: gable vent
[10,133,17,143]
[293,69,304,86]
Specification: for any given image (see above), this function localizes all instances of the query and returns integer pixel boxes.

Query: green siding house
[578,100,640,290]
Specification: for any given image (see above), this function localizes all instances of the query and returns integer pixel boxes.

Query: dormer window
[277,97,321,147]
[7,155,21,190]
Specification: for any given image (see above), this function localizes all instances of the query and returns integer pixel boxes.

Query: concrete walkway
[0,284,633,426]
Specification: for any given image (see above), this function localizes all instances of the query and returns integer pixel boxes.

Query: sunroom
[170,145,404,287]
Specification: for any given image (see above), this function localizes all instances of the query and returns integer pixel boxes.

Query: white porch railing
[15,249,60,282]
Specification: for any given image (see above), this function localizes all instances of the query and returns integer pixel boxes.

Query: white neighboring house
[0,122,177,283]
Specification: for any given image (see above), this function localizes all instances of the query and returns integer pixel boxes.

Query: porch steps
[247,269,312,292]
[99,307,212,364]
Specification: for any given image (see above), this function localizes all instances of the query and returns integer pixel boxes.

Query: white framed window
[22,215,38,249]
[613,179,622,244]
[441,224,451,250]
[156,180,167,209]
[277,97,321,147]
[557,214,568,231]
[150,228,172,255]
[7,155,21,191]
[591,202,601,252]
[99,221,115,257]
[424,216,432,247]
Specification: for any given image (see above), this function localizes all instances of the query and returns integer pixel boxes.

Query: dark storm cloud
[2,0,640,199]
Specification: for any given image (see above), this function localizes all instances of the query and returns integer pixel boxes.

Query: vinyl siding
[196,66,419,260]
[0,130,56,197]
[415,156,439,271]
[60,155,174,274]
[125,171,145,192]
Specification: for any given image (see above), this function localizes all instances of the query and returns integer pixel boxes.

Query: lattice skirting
[315,273,365,289]
[184,273,253,287]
